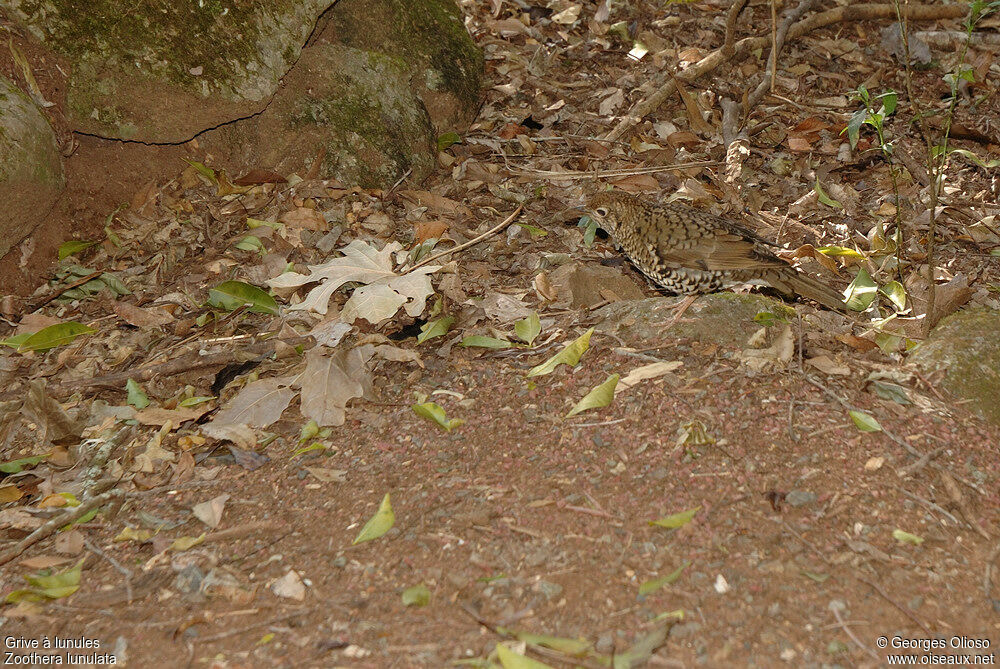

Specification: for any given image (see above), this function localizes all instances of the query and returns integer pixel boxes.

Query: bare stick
[747,0,821,112]
[605,3,966,142]
[0,489,125,566]
[85,538,134,604]
[408,205,523,272]
[800,373,984,496]
[1,335,313,401]
[832,604,881,661]
[723,0,750,55]
[195,609,312,643]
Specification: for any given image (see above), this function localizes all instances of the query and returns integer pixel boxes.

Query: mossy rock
[0,76,65,258]
[252,44,435,188]
[595,294,796,349]
[908,307,1000,425]
[321,0,483,133]
[5,0,328,142]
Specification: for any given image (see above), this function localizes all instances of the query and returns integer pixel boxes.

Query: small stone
[671,622,702,639]
[786,490,817,507]
[595,632,614,654]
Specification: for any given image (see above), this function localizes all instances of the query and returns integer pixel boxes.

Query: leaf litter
[0,0,998,665]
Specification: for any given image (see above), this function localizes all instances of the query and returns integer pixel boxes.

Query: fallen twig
[408,205,523,271]
[85,538,134,604]
[1,335,313,401]
[801,373,985,496]
[605,3,966,142]
[0,489,126,566]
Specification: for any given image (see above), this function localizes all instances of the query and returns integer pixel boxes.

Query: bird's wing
[652,207,788,271]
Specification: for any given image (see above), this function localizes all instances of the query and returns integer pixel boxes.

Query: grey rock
[0,76,65,258]
[909,308,1000,425]
[786,490,818,507]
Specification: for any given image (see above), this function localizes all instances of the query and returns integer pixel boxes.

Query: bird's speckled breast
[615,233,726,295]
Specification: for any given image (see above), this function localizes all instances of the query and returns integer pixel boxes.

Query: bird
[584,190,845,311]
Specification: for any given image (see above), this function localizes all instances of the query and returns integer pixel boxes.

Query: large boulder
[4,0,329,142]
[319,0,484,133]
[595,294,795,349]
[0,76,65,258]
[908,308,1000,425]
[250,44,436,187]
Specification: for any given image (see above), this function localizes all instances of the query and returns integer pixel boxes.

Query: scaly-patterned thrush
[585,190,845,310]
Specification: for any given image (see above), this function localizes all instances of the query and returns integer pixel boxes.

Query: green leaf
[515,223,548,238]
[495,644,554,669]
[526,328,593,377]
[577,215,598,247]
[843,268,878,312]
[0,454,49,474]
[0,333,32,349]
[638,561,689,596]
[514,312,541,346]
[753,311,787,327]
[950,148,1000,169]
[178,396,215,407]
[892,529,924,546]
[125,379,150,409]
[649,506,701,530]
[460,335,514,349]
[292,442,328,457]
[869,380,911,405]
[58,240,98,260]
[235,236,266,254]
[416,316,455,344]
[849,410,882,432]
[814,180,843,209]
[7,558,85,603]
[412,402,464,432]
[402,583,431,607]
[566,374,619,417]
[844,107,867,150]
[352,493,395,545]
[614,625,670,668]
[17,322,96,352]
[816,245,865,259]
[298,419,320,444]
[879,280,906,310]
[877,90,898,116]
[183,158,218,185]
[207,280,279,315]
[500,630,592,657]
[437,131,462,151]
[246,217,282,230]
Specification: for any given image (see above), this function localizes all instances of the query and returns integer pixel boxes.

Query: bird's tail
[768,268,846,311]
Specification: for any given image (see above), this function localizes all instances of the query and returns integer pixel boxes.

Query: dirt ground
[2,1,1000,668]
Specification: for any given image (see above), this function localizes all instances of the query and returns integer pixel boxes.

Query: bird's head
[584,191,634,236]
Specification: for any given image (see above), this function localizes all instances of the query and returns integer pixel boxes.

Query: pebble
[786,490,817,507]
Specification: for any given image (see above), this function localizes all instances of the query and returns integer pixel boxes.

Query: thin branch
[0,489,126,566]
[408,205,523,272]
[605,3,966,142]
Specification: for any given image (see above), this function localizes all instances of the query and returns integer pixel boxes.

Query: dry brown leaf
[112,301,175,327]
[134,406,211,426]
[280,207,328,231]
[610,174,660,193]
[299,346,374,427]
[666,131,700,148]
[212,377,296,428]
[414,220,450,244]
[399,190,474,217]
[675,81,713,135]
[20,555,71,570]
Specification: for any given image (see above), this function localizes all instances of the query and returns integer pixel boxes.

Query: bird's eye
[595,207,609,217]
